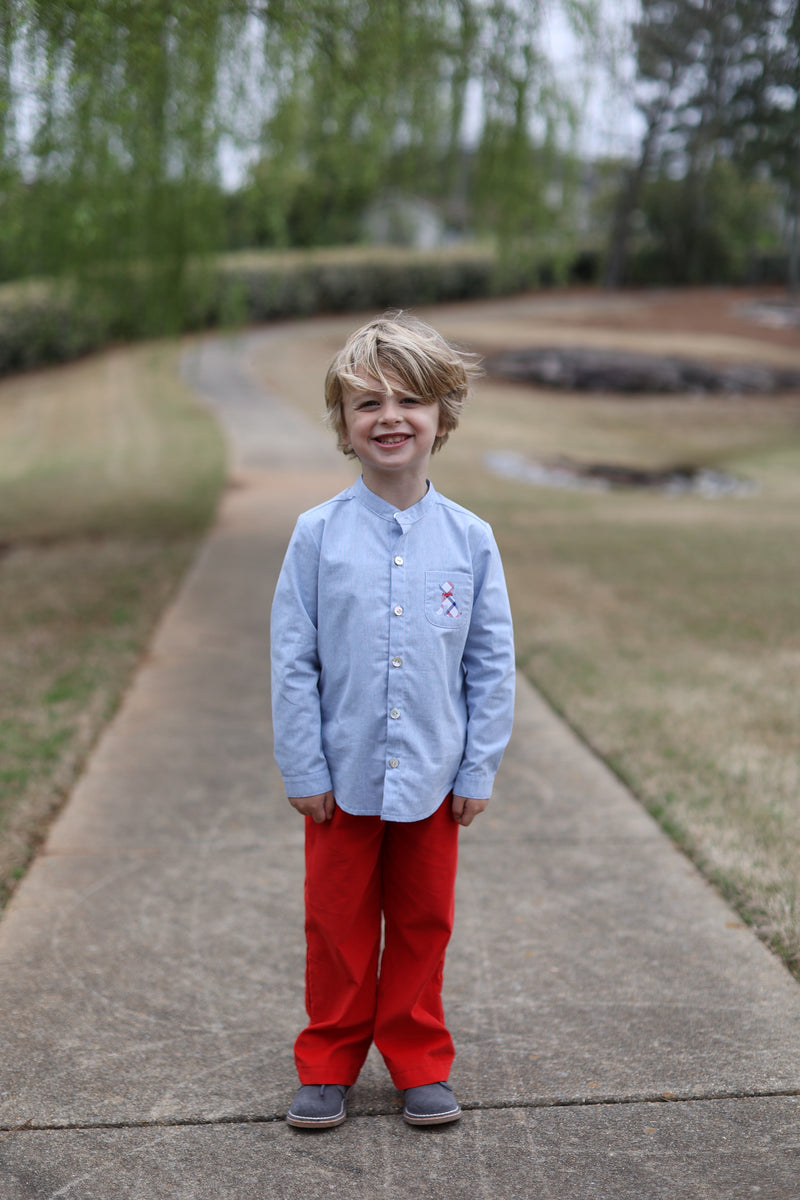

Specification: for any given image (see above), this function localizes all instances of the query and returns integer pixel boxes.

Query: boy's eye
[352,393,422,410]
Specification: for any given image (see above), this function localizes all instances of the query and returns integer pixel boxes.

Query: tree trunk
[788,195,799,293]
[603,111,662,288]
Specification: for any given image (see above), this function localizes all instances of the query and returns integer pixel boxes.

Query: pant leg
[373,794,460,1090]
[294,808,385,1085]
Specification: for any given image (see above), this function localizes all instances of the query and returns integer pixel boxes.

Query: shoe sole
[403,1108,461,1126]
[286,1085,350,1129]
[286,1111,347,1129]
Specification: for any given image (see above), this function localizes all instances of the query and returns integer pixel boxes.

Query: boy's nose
[380,399,403,423]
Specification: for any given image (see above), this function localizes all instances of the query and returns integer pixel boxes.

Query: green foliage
[242,0,595,251]
[630,159,783,283]
[1,0,600,317]
[731,0,800,285]
[253,0,449,244]
[605,0,798,285]
[3,1,243,330]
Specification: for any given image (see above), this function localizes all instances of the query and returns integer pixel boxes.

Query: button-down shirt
[270,476,515,821]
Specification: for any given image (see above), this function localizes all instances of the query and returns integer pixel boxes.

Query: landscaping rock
[485,451,759,497]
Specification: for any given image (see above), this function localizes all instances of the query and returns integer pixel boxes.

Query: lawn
[0,341,225,904]
[250,291,800,975]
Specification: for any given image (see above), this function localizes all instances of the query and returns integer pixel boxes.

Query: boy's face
[341,370,445,479]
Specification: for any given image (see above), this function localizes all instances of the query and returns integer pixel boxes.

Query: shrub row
[213,253,483,325]
[0,286,112,376]
[0,244,574,378]
[2,242,792,379]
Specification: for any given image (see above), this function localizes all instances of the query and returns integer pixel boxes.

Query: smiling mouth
[374,434,411,445]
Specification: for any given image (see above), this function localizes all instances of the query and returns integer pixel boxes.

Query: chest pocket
[425,571,473,628]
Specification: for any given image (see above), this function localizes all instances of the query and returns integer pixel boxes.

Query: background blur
[1,0,797,358]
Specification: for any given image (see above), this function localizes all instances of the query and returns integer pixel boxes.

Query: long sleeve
[453,530,515,799]
[270,521,333,797]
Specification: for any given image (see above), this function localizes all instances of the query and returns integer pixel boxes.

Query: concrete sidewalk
[1,329,799,1199]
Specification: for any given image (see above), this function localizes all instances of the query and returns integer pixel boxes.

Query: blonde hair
[324,311,482,457]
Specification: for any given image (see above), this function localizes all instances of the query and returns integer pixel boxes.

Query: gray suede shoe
[286,1083,349,1129]
[403,1081,461,1126]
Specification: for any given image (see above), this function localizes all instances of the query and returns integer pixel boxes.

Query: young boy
[270,311,515,1129]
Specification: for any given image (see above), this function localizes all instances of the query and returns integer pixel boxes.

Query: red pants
[295,795,459,1090]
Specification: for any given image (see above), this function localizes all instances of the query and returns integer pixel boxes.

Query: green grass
[0,341,225,906]
[0,341,224,543]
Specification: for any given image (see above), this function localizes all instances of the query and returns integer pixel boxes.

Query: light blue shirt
[270,476,515,821]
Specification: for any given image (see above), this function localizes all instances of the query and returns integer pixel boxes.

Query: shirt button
[392,657,402,668]
[393,605,403,616]
[390,708,400,719]
[389,758,399,769]
[394,555,404,566]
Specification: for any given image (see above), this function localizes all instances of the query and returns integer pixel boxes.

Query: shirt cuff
[280,767,333,798]
[453,770,495,800]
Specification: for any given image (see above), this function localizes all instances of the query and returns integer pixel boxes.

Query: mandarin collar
[352,475,436,527]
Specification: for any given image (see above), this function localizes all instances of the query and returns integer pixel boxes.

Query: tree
[728,0,800,288]
[0,1,24,282]
[631,157,781,283]
[249,0,456,246]
[604,0,779,285]
[4,1,246,330]
[241,0,599,250]
[2,0,601,329]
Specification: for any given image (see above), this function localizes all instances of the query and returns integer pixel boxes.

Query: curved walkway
[1,325,799,1198]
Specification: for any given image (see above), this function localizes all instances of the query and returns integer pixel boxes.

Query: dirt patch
[550,286,800,350]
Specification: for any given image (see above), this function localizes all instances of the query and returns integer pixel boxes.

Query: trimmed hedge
[0,244,572,378]
[2,243,790,379]
[185,243,564,330]
[0,285,112,376]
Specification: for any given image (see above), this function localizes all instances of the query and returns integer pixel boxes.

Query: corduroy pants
[295,794,459,1090]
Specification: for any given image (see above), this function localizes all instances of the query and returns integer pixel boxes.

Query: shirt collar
[352,475,437,527]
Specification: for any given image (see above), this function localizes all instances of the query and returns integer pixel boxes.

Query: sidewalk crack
[4,1087,799,1135]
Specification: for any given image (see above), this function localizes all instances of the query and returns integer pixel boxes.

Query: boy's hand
[288,791,336,823]
[451,794,488,827]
